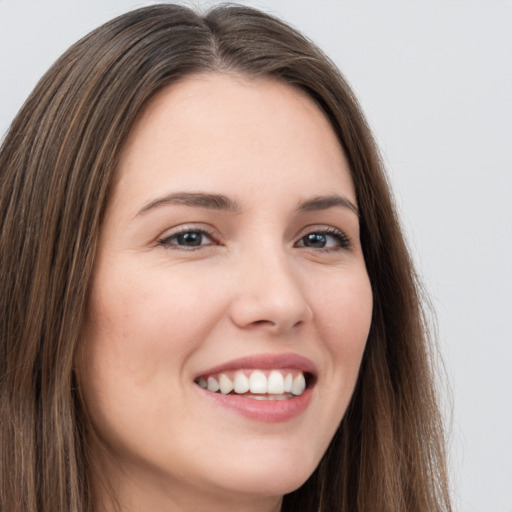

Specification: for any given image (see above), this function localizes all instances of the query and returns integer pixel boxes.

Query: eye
[158,229,215,250]
[295,228,350,251]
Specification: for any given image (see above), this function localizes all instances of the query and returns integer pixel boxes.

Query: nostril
[252,319,273,326]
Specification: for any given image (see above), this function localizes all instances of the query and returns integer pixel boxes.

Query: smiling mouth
[194,369,313,399]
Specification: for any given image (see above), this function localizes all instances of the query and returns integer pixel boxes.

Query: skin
[78,73,373,512]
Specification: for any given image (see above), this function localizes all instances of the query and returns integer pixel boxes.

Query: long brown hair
[0,4,451,511]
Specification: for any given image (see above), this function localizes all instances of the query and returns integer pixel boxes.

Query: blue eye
[296,229,350,250]
[159,229,213,249]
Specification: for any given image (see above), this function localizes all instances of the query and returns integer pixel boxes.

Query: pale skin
[78,73,373,512]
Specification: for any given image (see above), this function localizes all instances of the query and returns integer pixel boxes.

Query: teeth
[198,369,308,397]
[247,394,291,400]
[207,376,220,392]
[233,371,250,394]
[249,370,267,394]
[283,373,293,393]
[291,373,306,396]
[267,370,285,394]
[219,373,234,395]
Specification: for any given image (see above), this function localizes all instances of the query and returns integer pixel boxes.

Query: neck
[89,452,283,512]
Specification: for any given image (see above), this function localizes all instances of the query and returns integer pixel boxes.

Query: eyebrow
[137,192,242,216]
[297,195,359,216]
[136,191,358,217]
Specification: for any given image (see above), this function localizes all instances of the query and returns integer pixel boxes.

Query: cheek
[318,270,372,329]
[312,270,373,367]
[85,266,225,365]
[77,267,227,446]
[296,271,372,465]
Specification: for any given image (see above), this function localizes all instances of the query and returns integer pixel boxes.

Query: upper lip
[194,352,317,378]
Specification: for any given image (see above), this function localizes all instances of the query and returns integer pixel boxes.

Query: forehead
[114,72,355,209]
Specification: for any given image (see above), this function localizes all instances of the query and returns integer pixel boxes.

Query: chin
[205,445,319,498]
[217,471,311,500]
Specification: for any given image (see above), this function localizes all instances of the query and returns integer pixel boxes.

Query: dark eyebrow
[136,192,242,216]
[297,195,359,217]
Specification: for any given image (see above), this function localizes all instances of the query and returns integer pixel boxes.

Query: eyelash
[158,227,215,251]
[295,227,351,252]
[157,226,351,252]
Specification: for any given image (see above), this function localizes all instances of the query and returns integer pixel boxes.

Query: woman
[0,4,451,511]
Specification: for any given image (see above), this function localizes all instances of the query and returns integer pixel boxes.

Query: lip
[194,352,317,378]
[194,352,317,423]
[199,387,313,422]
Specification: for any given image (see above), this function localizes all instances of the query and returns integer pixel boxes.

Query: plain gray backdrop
[1,1,511,510]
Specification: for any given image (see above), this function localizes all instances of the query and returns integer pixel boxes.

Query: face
[79,73,373,512]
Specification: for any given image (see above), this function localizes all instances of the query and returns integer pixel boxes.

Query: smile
[195,369,308,398]
[193,353,317,421]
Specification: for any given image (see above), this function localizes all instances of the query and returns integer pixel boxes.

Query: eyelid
[294,225,351,250]
[155,223,351,252]
[157,224,219,250]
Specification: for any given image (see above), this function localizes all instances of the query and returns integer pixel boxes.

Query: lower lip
[198,386,313,423]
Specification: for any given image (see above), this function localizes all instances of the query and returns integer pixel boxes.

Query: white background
[1,1,510,510]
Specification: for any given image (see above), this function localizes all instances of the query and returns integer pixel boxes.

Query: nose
[228,248,313,335]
